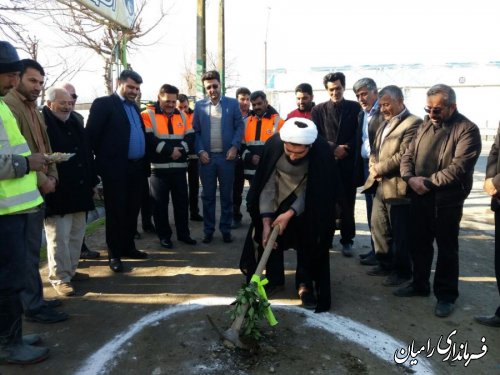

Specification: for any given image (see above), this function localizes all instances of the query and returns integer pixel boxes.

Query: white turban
[279,117,318,145]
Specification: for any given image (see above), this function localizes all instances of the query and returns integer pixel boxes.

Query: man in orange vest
[142,84,196,249]
[241,90,284,183]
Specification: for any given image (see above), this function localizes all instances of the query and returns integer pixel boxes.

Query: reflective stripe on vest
[0,101,43,215]
[151,162,188,169]
[143,108,189,170]
[145,109,187,138]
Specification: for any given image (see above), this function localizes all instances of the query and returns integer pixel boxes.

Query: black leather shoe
[367,265,391,276]
[230,220,241,229]
[125,249,148,259]
[178,237,197,245]
[382,273,411,287]
[474,314,500,327]
[358,251,373,260]
[202,234,213,244]
[435,301,455,318]
[1,342,49,364]
[25,306,69,324]
[109,258,123,272]
[341,243,353,257]
[223,234,233,243]
[43,299,62,308]
[298,286,317,310]
[22,334,42,346]
[190,213,204,221]
[160,239,173,249]
[80,248,100,259]
[393,284,430,297]
[360,254,378,266]
[142,224,156,233]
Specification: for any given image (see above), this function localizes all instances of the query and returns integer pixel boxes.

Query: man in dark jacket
[61,82,101,260]
[240,90,284,182]
[240,118,338,312]
[311,72,361,257]
[474,123,500,327]
[141,84,196,249]
[395,84,481,318]
[43,87,98,296]
[86,70,150,272]
[352,78,385,265]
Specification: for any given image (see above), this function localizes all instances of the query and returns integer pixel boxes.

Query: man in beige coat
[362,85,422,286]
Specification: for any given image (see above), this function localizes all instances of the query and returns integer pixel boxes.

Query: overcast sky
[8,0,500,102]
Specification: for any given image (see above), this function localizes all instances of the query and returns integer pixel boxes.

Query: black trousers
[233,157,245,221]
[0,214,28,345]
[102,159,146,259]
[371,188,412,279]
[150,170,190,240]
[410,193,463,302]
[140,177,154,227]
[187,159,201,217]
[336,185,356,245]
[495,211,500,316]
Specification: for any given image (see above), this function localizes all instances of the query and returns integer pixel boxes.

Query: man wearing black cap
[4,59,68,324]
[240,117,338,312]
[0,40,50,364]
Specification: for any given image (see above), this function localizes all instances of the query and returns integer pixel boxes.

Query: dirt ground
[1,146,499,375]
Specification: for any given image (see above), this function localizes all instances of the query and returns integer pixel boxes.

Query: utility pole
[196,0,206,99]
[218,0,225,95]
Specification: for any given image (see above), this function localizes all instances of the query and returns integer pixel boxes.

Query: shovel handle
[225,225,281,339]
[255,224,280,277]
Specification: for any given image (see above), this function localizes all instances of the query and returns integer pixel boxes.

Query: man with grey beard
[59,82,101,260]
[42,87,98,297]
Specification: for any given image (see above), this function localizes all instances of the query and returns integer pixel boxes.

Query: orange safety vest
[243,114,284,146]
[141,107,190,170]
[241,113,284,177]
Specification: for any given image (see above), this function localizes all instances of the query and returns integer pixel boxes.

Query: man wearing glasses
[60,82,101,260]
[395,84,481,318]
[192,70,244,244]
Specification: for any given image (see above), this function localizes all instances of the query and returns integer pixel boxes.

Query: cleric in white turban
[279,117,318,145]
[240,116,340,313]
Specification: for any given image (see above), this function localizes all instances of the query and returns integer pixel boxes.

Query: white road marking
[75,297,434,375]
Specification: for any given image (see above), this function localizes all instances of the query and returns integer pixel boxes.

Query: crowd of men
[1,39,500,366]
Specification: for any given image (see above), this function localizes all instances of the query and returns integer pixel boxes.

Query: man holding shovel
[240,117,338,312]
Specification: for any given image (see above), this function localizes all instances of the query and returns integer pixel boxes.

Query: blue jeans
[199,153,235,236]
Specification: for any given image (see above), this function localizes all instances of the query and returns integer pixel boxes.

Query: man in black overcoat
[240,118,338,312]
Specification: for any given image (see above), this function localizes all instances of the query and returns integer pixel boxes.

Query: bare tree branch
[43,0,169,93]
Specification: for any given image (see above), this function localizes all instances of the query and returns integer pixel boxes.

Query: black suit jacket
[311,99,361,188]
[86,93,150,181]
[353,107,385,186]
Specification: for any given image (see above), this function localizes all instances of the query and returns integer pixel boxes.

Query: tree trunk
[104,58,113,95]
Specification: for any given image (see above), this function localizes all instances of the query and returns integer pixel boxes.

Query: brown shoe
[52,282,75,297]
